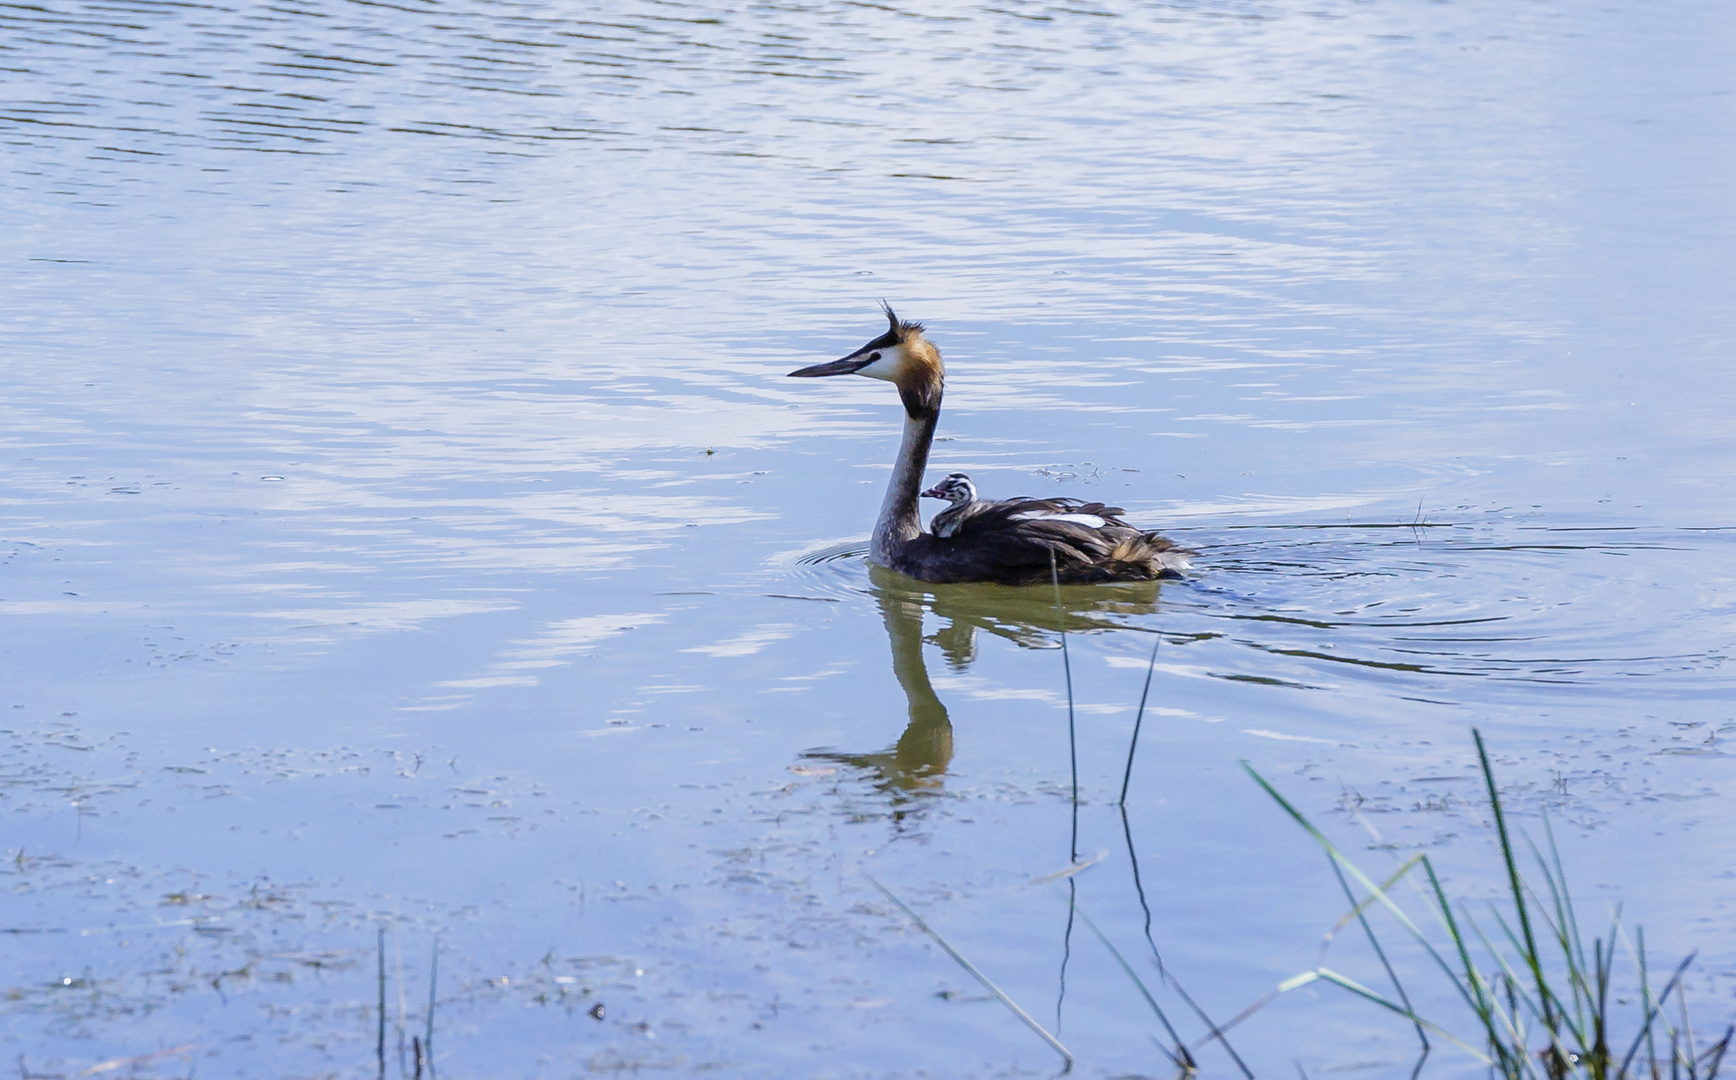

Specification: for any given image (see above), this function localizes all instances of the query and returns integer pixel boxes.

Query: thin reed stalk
[1119,804,1252,1078]
[1072,903,1191,1072]
[376,926,387,1080]
[1049,554,1079,860]
[424,936,438,1080]
[1118,634,1162,806]
[865,872,1075,1072]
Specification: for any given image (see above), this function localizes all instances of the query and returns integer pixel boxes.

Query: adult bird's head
[788,302,944,419]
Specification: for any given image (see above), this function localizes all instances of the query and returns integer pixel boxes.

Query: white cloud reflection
[434,613,667,691]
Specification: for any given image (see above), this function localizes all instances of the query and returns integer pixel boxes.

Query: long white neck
[870,409,938,567]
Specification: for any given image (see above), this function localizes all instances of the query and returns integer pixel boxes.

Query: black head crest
[879,300,922,341]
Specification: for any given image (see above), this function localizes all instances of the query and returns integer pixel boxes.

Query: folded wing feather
[924,496,1188,584]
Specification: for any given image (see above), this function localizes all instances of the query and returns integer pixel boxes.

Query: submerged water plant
[1246,729,1731,1079]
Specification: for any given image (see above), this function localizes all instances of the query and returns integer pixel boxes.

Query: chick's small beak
[920,484,945,499]
[788,353,873,378]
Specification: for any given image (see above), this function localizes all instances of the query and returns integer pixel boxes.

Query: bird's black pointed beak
[788,353,873,378]
[920,484,945,499]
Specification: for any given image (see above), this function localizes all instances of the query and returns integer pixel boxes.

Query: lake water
[3,0,1734,1076]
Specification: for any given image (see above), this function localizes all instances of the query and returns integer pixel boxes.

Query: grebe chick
[789,305,1191,585]
[921,472,978,538]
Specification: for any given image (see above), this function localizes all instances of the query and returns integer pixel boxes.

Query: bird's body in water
[789,306,1191,586]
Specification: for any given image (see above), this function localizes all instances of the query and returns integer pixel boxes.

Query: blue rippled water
[3,1,1733,1076]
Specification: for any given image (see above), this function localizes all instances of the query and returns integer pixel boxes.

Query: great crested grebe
[789,305,1191,585]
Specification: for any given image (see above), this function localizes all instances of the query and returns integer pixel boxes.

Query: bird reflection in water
[799,564,1166,801]
[799,564,1247,1070]
[792,562,1262,1070]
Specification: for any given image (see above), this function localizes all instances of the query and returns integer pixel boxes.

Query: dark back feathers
[911,496,1188,585]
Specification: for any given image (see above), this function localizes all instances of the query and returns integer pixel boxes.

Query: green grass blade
[1304,968,1490,1062]
[1243,761,1474,996]
[1320,854,1425,946]
[864,872,1074,1070]
[1618,951,1698,1078]
[1323,852,1428,1051]
[1422,857,1498,1021]
[1474,728,1560,1056]
[1458,906,1544,1078]
[1695,1025,1731,1078]
[1072,904,1188,1069]
[1538,810,1592,1016]
[1252,731,1720,1080]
